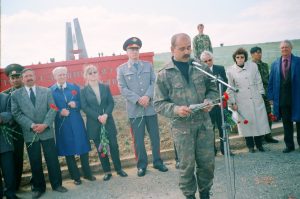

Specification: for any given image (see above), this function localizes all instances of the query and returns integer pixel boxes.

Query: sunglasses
[203,59,212,63]
[88,71,98,75]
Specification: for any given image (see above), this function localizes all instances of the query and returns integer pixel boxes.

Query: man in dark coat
[268,40,300,153]
[2,64,25,191]
[200,50,233,156]
[0,92,19,199]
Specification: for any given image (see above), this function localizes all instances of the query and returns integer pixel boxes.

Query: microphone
[188,58,202,67]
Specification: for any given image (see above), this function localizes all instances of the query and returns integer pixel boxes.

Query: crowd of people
[0,23,299,199]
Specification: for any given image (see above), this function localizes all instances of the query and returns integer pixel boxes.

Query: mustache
[183,54,190,59]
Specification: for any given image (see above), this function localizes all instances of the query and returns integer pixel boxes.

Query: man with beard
[154,33,218,199]
[2,64,25,191]
[11,69,67,198]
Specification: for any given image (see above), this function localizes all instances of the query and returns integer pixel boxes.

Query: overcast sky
[1,0,299,67]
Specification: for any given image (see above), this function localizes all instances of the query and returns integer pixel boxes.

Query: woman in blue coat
[50,67,96,185]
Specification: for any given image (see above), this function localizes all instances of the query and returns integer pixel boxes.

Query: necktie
[60,85,67,103]
[133,63,139,70]
[29,88,36,106]
[283,59,289,79]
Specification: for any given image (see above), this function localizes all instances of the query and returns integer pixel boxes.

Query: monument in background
[66,18,88,60]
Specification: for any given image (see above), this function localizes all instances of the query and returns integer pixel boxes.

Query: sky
[1,0,299,67]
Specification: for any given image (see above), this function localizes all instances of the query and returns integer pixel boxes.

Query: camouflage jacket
[192,34,213,59]
[153,59,218,128]
[254,60,269,94]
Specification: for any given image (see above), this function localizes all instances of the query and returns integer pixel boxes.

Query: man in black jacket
[0,93,19,199]
[200,51,233,155]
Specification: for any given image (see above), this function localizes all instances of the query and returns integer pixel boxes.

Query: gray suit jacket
[11,86,56,143]
[117,60,157,118]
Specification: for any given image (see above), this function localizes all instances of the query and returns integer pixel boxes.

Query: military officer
[2,64,25,191]
[117,37,168,177]
[154,33,218,199]
[250,47,279,143]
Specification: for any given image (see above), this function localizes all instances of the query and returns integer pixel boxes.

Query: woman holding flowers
[51,67,95,185]
[80,65,127,181]
[226,48,270,153]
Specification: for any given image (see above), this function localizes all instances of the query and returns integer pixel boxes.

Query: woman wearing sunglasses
[226,48,270,153]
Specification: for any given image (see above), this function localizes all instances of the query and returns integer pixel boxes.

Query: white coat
[226,61,270,137]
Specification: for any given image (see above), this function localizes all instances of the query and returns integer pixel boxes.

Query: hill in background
[154,39,300,71]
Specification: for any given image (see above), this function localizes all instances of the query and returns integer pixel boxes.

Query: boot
[200,190,211,199]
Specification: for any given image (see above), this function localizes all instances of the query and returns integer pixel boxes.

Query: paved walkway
[16,134,300,199]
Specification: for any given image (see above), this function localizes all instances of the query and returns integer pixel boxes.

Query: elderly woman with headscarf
[50,67,95,185]
[226,48,270,153]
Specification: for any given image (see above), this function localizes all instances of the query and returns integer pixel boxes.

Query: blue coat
[268,54,300,121]
[50,82,91,156]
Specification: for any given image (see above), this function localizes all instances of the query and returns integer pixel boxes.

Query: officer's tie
[133,63,139,70]
[29,87,36,106]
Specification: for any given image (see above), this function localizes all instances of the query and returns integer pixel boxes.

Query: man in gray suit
[117,37,168,177]
[11,69,67,198]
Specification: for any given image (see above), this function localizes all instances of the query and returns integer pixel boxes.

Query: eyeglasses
[88,71,98,75]
[235,56,245,59]
[203,59,212,63]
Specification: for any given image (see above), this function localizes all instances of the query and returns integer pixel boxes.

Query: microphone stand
[191,61,238,199]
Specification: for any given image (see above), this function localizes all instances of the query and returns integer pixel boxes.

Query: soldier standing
[117,37,168,177]
[250,47,279,143]
[154,33,218,199]
[192,24,213,60]
[2,64,25,191]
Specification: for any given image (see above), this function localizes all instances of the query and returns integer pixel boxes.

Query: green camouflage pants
[172,125,215,196]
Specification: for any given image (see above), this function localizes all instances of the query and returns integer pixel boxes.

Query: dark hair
[21,68,34,75]
[232,48,248,62]
[250,46,262,54]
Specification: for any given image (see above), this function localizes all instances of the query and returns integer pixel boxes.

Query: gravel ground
[17,134,300,199]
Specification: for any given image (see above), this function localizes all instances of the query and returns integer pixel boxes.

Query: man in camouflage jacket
[154,33,218,199]
[250,47,279,143]
[192,24,213,59]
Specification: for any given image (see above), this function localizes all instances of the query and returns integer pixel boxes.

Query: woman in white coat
[226,48,270,153]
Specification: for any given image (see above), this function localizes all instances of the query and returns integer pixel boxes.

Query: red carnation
[223,92,229,101]
[221,100,227,108]
[244,120,249,125]
[71,90,77,96]
[268,113,277,122]
[50,103,59,111]
[100,153,106,158]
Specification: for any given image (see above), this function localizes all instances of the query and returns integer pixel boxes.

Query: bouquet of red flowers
[98,125,110,158]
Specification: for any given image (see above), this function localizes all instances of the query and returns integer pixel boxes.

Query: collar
[128,60,140,68]
[25,85,36,94]
[57,82,67,89]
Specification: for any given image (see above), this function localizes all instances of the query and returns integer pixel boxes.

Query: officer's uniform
[117,37,167,175]
[2,64,25,191]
